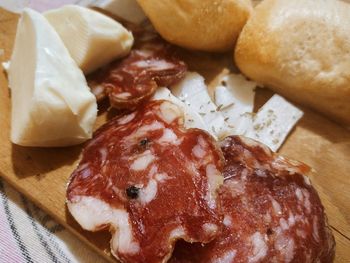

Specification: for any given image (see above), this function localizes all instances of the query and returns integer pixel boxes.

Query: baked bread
[137,0,253,52]
[235,0,350,125]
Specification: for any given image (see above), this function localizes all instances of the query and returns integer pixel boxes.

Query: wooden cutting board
[0,8,350,262]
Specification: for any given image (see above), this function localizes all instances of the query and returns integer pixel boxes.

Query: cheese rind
[45,5,133,74]
[9,8,97,147]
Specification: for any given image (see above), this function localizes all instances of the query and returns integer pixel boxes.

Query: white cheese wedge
[245,95,303,152]
[152,87,208,131]
[91,0,146,24]
[45,5,133,74]
[9,8,97,147]
[214,74,256,135]
[171,72,232,139]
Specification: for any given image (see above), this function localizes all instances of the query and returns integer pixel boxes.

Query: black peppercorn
[139,138,150,147]
[126,186,140,199]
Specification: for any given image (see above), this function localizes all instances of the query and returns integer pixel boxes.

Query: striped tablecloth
[0,2,108,263]
[0,179,107,263]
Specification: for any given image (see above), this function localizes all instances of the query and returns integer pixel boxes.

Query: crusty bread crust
[235,0,350,125]
[137,0,252,52]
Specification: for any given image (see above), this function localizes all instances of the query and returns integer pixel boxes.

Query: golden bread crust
[235,0,350,125]
[137,0,252,52]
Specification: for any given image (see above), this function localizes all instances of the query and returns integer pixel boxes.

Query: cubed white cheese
[214,74,256,135]
[245,95,303,151]
[91,0,146,24]
[152,87,208,131]
[9,8,97,147]
[171,72,232,139]
[45,5,133,74]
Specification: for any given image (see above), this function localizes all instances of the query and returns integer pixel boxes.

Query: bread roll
[235,0,350,125]
[137,0,253,52]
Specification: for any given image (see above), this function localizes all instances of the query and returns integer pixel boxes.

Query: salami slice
[66,100,224,263]
[88,38,187,109]
[171,136,335,263]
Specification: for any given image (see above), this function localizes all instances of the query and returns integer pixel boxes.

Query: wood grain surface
[0,8,349,263]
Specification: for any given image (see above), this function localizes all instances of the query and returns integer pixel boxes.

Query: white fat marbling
[202,223,218,234]
[270,197,282,215]
[288,212,296,227]
[169,227,185,240]
[130,122,164,141]
[213,250,237,263]
[68,196,139,255]
[192,136,208,159]
[133,59,175,70]
[158,128,180,145]
[139,179,158,204]
[152,87,208,131]
[248,232,268,263]
[280,218,289,230]
[130,150,155,171]
[155,172,169,182]
[223,215,233,227]
[99,147,108,163]
[205,164,223,209]
[312,217,320,242]
[302,189,312,214]
[118,112,136,125]
[295,188,303,202]
[114,92,131,99]
[158,101,182,124]
[275,233,295,263]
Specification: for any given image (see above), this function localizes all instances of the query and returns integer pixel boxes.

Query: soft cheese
[9,8,97,147]
[171,72,232,139]
[45,5,133,74]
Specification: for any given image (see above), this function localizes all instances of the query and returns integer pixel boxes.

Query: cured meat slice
[170,136,335,263]
[88,37,187,109]
[67,100,224,263]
